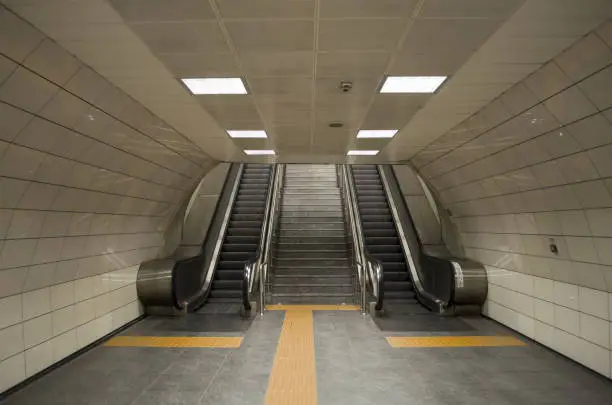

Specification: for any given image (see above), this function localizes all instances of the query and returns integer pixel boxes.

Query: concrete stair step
[269,294,354,305]
[276,242,347,251]
[275,258,349,267]
[272,284,354,295]
[274,267,352,276]
[274,250,349,259]
[273,275,353,284]
[275,235,346,243]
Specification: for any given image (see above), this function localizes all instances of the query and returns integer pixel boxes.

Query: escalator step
[222,244,258,253]
[365,237,399,245]
[383,271,410,281]
[384,281,413,291]
[215,269,243,280]
[213,280,242,290]
[368,245,403,254]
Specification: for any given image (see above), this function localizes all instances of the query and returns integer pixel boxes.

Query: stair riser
[269,295,354,305]
[274,268,352,277]
[273,276,353,285]
[273,285,354,295]
[276,243,347,251]
[274,251,349,259]
[275,259,350,267]
[282,206,343,212]
[275,236,346,243]
[281,211,343,218]
[279,223,345,231]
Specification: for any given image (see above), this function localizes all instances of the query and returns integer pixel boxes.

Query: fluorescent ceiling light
[380,76,447,93]
[347,150,379,156]
[357,130,398,139]
[244,149,275,155]
[181,78,247,95]
[227,130,268,139]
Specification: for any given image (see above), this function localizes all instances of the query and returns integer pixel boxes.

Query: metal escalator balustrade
[270,164,355,305]
[351,165,416,305]
[209,164,272,305]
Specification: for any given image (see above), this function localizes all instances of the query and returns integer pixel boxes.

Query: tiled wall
[0,7,215,392]
[411,20,612,378]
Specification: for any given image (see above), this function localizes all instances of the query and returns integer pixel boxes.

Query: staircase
[270,164,354,304]
[207,164,272,306]
[351,165,416,306]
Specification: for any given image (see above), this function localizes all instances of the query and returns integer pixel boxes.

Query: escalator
[351,165,416,307]
[208,164,272,305]
[138,163,273,314]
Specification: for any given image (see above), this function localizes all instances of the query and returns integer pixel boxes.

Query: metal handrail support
[257,164,284,315]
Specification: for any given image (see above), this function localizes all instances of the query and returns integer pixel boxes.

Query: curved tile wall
[0,6,215,391]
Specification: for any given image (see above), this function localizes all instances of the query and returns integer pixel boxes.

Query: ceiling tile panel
[318,19,404,51]
[361,94,429,128]
[240,51,314,77]
[217,0,314,19]
[317,51,390,78]
[109,0,216,22]
[130,21,230,53]
[197,95,263,128]
[226,20,314,52]
[390,49,471,76]
[401,18,503,56]
[420,0,525,19]
[257,98,312,125]
[157,52,240,77]
[320,0,418,18]
[248,77,313,97]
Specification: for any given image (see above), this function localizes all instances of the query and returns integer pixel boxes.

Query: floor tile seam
[126,348,187,405]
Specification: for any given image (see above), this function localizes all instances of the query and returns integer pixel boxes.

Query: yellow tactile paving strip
[386,335,527,348]
[104,336,243,348]
[265,309,318,405]
[266,304,360,311]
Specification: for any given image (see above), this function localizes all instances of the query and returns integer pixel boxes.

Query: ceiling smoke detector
[339,81,353,92]
[329,122,344,128]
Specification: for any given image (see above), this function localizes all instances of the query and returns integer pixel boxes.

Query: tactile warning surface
[104,336,243,348]
[386,335,527,348]
[265,310,317,405]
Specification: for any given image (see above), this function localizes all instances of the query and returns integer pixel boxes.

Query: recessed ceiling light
[347,150,379,156]
[181,78,247,95]
[357,130,398,139]
[380,76,447,93]
[244,149,275,155]
[227,130,268,139]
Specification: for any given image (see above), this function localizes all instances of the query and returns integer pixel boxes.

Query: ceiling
[3,0,612,163]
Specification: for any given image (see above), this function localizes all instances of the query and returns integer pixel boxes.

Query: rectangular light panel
[380,76,447,93]
[244,150,275,155]
[357,130,398,139]
[347,150,379,156]
[227,130,268,138]
[181,78,247,95]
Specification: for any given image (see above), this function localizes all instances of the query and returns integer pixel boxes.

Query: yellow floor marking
[265,310,317,405]
[266,304,359,311]
[104,336,243,348]
[386,335,527,348]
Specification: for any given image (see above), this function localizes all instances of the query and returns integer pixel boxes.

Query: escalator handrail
[242,164,279,313]
[376,165,449,312]
[342,165,384,312]
[177,163,245,310]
